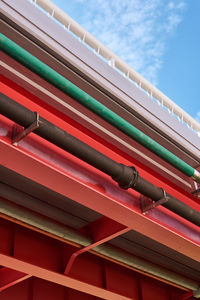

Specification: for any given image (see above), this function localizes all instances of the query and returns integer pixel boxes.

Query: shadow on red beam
[65,217,129,274]
[0,267,31,292]
[178,291,193,299]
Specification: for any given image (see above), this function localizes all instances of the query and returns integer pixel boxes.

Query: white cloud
[70,0,186,85]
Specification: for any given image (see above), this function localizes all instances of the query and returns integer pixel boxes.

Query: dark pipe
[0,93,128,184]
[1,93,200,227]
[133,176,200,225]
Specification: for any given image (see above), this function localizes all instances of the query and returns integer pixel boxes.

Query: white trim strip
[29,0,200,134]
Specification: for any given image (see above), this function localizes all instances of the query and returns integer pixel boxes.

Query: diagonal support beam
[64,217,130,274]
[0,267,31,292]
[0,254,132,300]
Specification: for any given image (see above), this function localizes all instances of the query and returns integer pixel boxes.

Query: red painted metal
[0,79,199,213]
[178,292,193,300]
[1,64,200,300]
[0,65,196,202]
[0,254,132,300]
[80,216,127,242]
[0,267,31,292]
[0,132,200,261]
[0,217,193,299]
[0,218,130,299]
[64,217,129,274]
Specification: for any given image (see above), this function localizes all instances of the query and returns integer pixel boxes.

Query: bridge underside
[0,0,200,299]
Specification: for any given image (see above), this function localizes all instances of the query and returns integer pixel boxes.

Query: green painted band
[0,33,195,178]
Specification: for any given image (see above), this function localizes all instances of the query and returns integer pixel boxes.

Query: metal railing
[29,0,200,135]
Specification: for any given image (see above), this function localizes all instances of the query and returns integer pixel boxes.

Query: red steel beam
[0,219,195,300]
[0,216,191,295]
[0,137,199,263]
[0,217,188,299]
[0,254,132,300]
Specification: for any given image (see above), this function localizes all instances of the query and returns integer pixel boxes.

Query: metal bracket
[64,217,129,275]
[141,189,169,215]
[12,112,42,146]
[191,187,200,198]
[190,165,200,199]
[191,179,200,199]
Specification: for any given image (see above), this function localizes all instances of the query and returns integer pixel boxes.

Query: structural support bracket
[12,112,42,145]
[190,165,200,199]
[64,216,130,275]
[141,189,169,215]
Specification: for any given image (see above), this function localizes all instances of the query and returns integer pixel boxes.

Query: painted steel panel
[0,218,196,299]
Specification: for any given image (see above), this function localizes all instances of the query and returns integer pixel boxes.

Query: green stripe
[0,33,195,177]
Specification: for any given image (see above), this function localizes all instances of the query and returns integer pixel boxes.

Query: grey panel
[109,230,200,281]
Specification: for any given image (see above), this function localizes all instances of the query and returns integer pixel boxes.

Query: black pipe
[1,93,200,227]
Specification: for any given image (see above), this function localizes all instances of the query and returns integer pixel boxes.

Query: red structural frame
[0,217,195,300]
[0,75,199,299]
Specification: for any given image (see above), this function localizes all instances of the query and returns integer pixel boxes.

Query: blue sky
[51,0,200,123]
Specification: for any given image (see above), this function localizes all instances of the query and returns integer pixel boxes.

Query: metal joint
[192,188,200,198]
[12,112,42,146]
[192,170,200,184]
[142,189,169,215]
[191,167,200,198]
[118,166,139,190]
